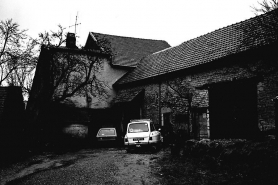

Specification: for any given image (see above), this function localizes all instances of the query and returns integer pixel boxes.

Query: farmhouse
[27,32,170,138]
[113,9,278,139]
[83,32,171,108]
[28,9,278,141]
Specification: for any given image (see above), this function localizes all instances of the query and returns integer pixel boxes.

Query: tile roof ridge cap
[89,32,97,42]
[151,46,175,55]
[112,63,137,68]
[89,31,168,42]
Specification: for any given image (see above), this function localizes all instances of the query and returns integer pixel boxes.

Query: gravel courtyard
[0,148,164,185]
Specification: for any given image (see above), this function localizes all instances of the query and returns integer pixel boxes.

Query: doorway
[209,80,258,139]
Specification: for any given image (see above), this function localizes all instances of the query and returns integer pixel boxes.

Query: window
[128,123,149,133]
[97,128,116,136]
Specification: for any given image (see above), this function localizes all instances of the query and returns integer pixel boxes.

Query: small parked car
[124,119,163,152]
[96,128,118,147]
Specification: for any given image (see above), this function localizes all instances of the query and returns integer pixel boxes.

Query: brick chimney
[66,32,77,48]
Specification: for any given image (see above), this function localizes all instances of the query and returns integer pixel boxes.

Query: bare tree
[162,78,193,132]
[0,19,26,85]
[6,38,38,99]
[161,77,209,140]
[1,20,113,103]
[37,24,66,47]
[30,25,112,106]
[48,49,109,103]
[0,19,39,100]
[252,0,278,14]
[26,26,113,147]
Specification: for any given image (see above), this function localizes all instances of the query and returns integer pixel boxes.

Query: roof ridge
[178,9,278,46]
[179,14,260,46]
[151,46,176,55]
[90,32,168,42]
[115,9,278,85]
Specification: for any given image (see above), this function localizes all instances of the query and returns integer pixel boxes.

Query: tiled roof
[112,89,144,104]
[116,9,278,85]
[85,32,171,67]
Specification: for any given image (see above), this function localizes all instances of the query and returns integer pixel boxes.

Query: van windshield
[128,123,149,133]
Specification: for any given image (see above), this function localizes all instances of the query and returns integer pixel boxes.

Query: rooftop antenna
[69,12,81,37]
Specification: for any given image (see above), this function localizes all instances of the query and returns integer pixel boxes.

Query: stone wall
[116,48,278,135]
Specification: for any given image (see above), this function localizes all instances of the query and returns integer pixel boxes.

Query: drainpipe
[188,93,193,138]
[158,81,161,126]
[273,96,278,141]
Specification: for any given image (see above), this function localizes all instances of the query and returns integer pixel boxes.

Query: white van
[124,119,162,151]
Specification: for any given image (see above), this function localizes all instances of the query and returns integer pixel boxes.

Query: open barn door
[209,80,258,139]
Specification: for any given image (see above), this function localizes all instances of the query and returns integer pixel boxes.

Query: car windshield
[128,123,149,133]
[98,128,116,136]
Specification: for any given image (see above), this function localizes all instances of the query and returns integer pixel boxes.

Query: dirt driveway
[0,148,165,185]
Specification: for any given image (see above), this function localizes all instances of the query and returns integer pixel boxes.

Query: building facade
[27,32,170,139]
[114,10,278,139]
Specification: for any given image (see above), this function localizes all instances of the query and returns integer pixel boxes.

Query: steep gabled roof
[85,32,171,67]
[116,9,278,85]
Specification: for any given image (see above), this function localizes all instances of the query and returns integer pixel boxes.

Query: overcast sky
[0,0,261,47]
